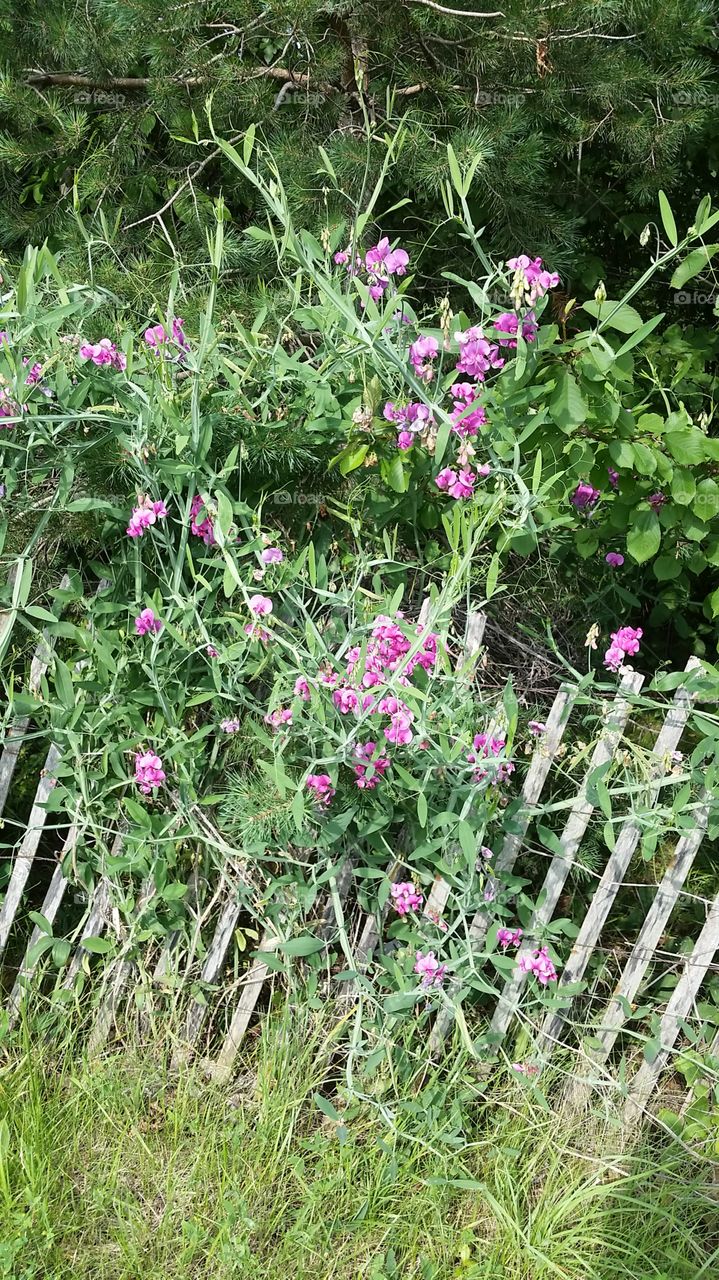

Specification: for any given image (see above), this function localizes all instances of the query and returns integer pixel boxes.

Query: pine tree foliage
[1,0,717,305]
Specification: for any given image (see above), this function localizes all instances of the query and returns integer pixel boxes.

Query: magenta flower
[134,750,166,794]
[468,732,514,785]
[409,334,439,382]
[24,361,44,385]
[571,482,600,510]
[294,675,311,700]
[528,720,546,736]
[605,552,624,567]
[608,467,619,489]
[450,469,476,499]
[306,773,335,807]
[354,741,390,790]
[249,594,273,617]
[497,926,523,950]
[512,1062,540,1077]
[333,686,359,714]
[648,491,666,511]
[334,250,349,265]
[126,497,168,538]
[390,881,423,915]
[144,318,189,352]
[205,644,219,658]
[384,710,414,746]
[449,382,488,438]
[221,717,241,734]
[261,546,283,565]
[493,311,538,347]
[604,625,643,671]
[189,494,216,546]
[517,945,557,985]
[435,467,456,492]
[414,950,447,988]
[79,338,126,371]
[264,706,293,729]
[244,623,270,644]
[0,388,20,425]
[507,255,559,303]
[454,326,504,380]
[397,430,414,450]
[134,608,162,636]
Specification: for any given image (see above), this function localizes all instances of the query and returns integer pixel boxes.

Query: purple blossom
[414,950,447,987]
[605,552,624,567]
[571,482,601,510]
[134,608,162,636]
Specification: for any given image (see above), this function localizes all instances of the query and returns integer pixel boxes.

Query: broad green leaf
[670,245,719,289]
[653,555,682,582]
[627,509,661,564]
[277,935,326,957]
[671,470,696,505]
[581,300,643,333]
[383,991,421,1014]
[53,658,75,710]
[82,936,114,955]
[548,369,587,429]
[613,312,665,358]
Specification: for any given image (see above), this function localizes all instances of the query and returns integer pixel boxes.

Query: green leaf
[383,455,408,494]
[277,935,326,957]
[671,470,696,505]
[417,791,428,828]
[82,936,114,955]
[314,1092,340,1123]
[242,122,256,165]
[627,509,661,564]
[653,555,682,582]
[548,369,588,430]
[28,911,52,935]
[383,991,421,1014]
[658,190,678,247]
[613,312,665,358]
[485,553,500,599]
[338,443,368,476]
[581,300,644,333]
[665,428,708,465]
[670,245,719,289]
[53,658,75,710]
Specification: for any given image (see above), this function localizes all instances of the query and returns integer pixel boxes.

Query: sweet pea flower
[648,491,666,511]
[493,311,538,346]
[454,326,504,380]
[134,750,166,794]
[294,675,311,701]
[261,546,283,564]
[333,686,359,714]
[414,950,447,988]
[397,430,414,450]
[390,881,424,915]
[334,250,349,265]
[134,608,162,636]
[353,741,390,789]
[306,773,335,807]
[409,334,439,382]
[435,467,456,492]
[517,946,558,985]
[528,720,546,736]
[221,717,241,734]
[605,552,624,567]
[79,338,126,371]
[190,494,216,546]
[264,706,293,729]
[249,594,273,616]
[144,317,189,352]
[24,361,43,385]
[244,623,271,644]
[608,467,619,488]
[0,388,20,425]
[571,482,600,510]
[126,497,168,538]
[205,644,219,657]
[497,926,523,950]
[604,625,643,672]
[449,382,488,437]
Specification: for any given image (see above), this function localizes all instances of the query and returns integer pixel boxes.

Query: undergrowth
[0,1003,716,1280]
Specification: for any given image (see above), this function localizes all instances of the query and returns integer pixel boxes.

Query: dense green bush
[1,0,718,308]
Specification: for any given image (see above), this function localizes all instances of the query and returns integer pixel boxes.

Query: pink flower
[134,750,166,794]
[435,467,457,492]
[512,1062,540,1077]
[353,741,390,789]
[390,881,423,915]
[449,382,488,437]
[414,950,447,988]
[221,717,241,734]
[409,335,439,382]
[294,675,311,701]
[144,318,189,352]
[244,623,270,644]
[264,706,293,729]
[507,256,559,303]
[468,732,515,784]
[454,326,504,380]
[306,773,335,807]
[605,552,624,567]
[79,338,126,371]
[517,946,557,985]
[126,497,168,538]
[648,491,666,511]
[205,644,219,657]
[571,482,600,510]
[604,624,643,671]
[134,608,162,636]
[384,710,414,746]
[608,467,619,488]
[384,247,409,276]
[190,494,216,546]
[24,361,44,385]
[0,388,20,424]
[476,462,492,478]
[249,594,273,617]
[261,546,283,564]
[528,720,546,736]
[449,469,475,499]
[334,250,349,265]
[397,430,414,450]
[493,311,538,347]
[333,686,359,714]
[497,926,523,950]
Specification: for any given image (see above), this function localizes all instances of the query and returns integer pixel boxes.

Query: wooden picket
[1,571,717,1117]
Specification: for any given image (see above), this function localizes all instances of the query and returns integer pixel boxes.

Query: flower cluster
[493,311,538,347]
[0,387,20,425]
[455,326,505,381]
[517,946,557,985]
[604,625,643,672]
[144,318,189,353]
[134,750,166,794]
[264,706,293,730]
[467,732,514,784]
[497,926,523,949]
[126,496,168,538]
[190,495,216,546]
[221,717,241,734]
[409,335,439,382]
[306,773,335,807]
[414,950,447,987]
[571,482,601,510]
[79,338,127,371]
[507,255,560,308]
[353,741,391,789]
[390,881,424,915]
[334,235,409,303]
[134,608,162,636]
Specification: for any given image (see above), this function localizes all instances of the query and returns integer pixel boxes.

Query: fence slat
[488,670,645,1041]
[567,792,712,1106]
[431,679,577,1049]
[7,825,77,1019]
[0,742,62,957]
[172,894,243,1066]
[86,878,157,1056]
[0,574,70,819]
[538,660,701,1059]
[625,885,719,1124]
[211,930,278,1083]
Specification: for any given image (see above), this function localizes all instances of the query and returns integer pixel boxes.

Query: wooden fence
[1,575,718,1124]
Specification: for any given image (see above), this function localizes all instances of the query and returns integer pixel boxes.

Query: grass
[0,1003,717,1280]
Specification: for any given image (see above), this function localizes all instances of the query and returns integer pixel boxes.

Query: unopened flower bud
[594,280,607,305]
